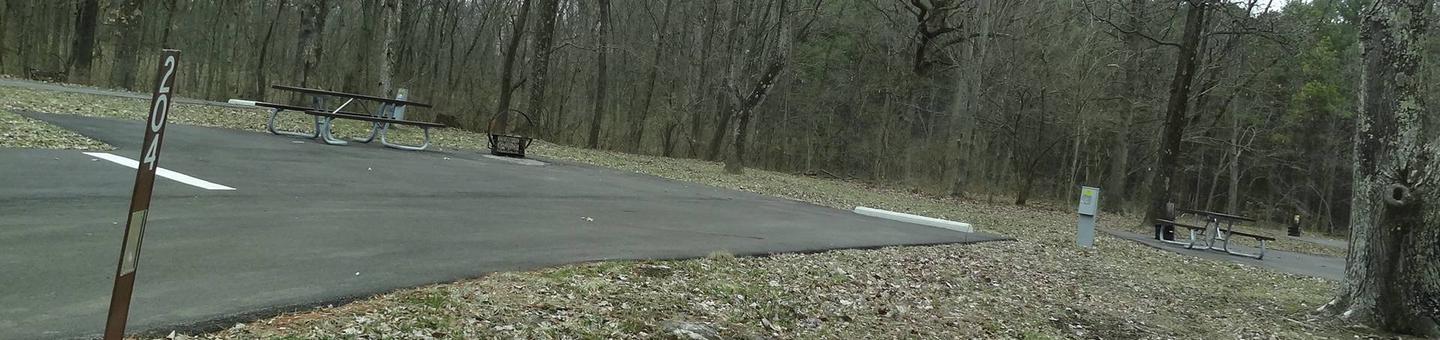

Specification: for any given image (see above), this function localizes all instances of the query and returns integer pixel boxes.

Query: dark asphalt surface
[1,112,1004,339]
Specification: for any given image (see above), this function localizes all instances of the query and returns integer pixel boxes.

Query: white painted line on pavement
[83,152,236,191]
[854,206,974,233]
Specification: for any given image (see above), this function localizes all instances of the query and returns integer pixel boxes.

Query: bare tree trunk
[687,1,719,158]
[706,0,751,161]
[66,0,100,83]
[494,0,532,133]
[296,0,329,88]
[1144,0,1208,226]
[662,123,678,157]
[1325,1,1438,336]
[1227,104,1242,215]
[630,0,676,152]
[254,0,288,98]
[159,0,179,48]
[1105,0,1146,212]
[377,0,402,96]
[109,0,145,90]
[0,1,8,73]
[724,60,785,173]
[528,0,560,136]
[587,0,611,149]
[725,0,804,174]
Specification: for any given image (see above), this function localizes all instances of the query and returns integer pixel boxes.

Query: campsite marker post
[103,49,179,340]
[1076,186,1100,248]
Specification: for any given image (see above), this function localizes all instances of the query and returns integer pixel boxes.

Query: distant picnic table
[1156,209,1275,259]
[233,85,443,151]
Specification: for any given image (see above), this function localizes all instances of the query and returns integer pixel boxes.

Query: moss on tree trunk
[1328,1,1439,336]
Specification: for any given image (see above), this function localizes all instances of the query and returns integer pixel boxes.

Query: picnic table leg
[1225,242,1266,259]
[1220,224,1233,252]
[352,122,381,143]
[318,117,350,145]
[352,103,388,143]
[266,108,319,138]
[1203,219,1219,250]
[379,123,430,151]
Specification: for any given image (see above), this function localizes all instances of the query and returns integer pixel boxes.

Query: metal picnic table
[252,85,441,151]
[1180,209,1273,259]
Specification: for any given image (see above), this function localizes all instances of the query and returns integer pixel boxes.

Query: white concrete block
[227,99,258,106]
[853,206,974,233]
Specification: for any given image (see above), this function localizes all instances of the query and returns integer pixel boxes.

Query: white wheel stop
[853,206,974,233]
[227,99,259,106]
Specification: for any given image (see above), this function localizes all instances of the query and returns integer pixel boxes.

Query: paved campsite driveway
[0,112,1003,339]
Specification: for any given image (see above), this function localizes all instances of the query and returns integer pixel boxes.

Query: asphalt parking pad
[0,112,1006,338]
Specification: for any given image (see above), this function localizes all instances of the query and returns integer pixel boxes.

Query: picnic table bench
[232,85,442,151]
[1155,209,1273,260]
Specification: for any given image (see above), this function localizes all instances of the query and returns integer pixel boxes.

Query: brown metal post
[103,49,180,340]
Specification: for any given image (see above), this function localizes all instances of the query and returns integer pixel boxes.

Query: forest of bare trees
[1,0,1436,235]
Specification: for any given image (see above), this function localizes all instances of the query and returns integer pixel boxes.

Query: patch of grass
[400,290,450,310]
[0,109,111,150]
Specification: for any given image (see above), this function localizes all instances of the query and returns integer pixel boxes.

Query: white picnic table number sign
[1078,186,1099,216]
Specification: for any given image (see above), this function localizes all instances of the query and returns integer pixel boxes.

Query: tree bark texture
[494,0,532,134]
[1328,0,1438,336]
[108,0,145,90]
[66,0,100,83]
[630,0,676,152]
[296,0,329,88]
[527,0,561,137]
[1105,0,1146,212]
[255,0,288,98]
[377,0,402,96]
[587,0,611,149]
[1144,0,1208,226]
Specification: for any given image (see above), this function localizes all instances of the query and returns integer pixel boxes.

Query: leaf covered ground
[0,84,1383,339]
[0,109,111,150]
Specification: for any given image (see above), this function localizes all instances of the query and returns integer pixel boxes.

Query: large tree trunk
[296,0,329,88]
[159,0,179,48]
[494,0,532,134]
[1326,0,1438,336]
[527,0,560,137]
[376,0,402,96]
[65,0,100,83]
[724,60,785,174]
[724,0,801,174]
[1143,0,1208,226]
[108,0,145,90]
[587,0,612,149]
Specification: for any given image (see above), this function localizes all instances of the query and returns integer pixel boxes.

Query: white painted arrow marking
[84,152,236,191]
